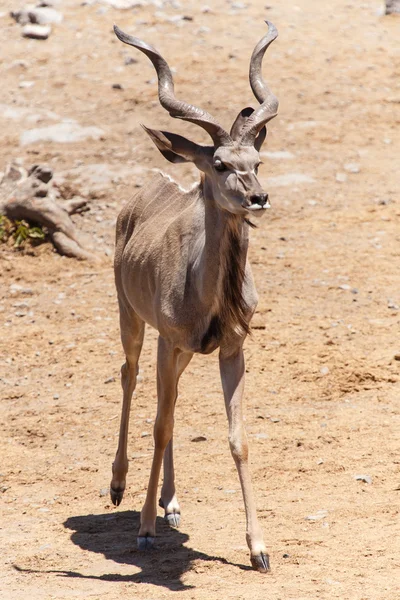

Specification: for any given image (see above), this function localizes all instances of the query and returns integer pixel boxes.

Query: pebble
[335,172,347,183]
[261,150,295,160]
[22,24,52,40]
[104,376,115,384]
[305,509,328,521]
[28,7,63,24]
[266,173,315,187]
[354,474,372,484]
[99,487,109,497]
[320,366,330,376]
[191,435,207,442]
[254,432,268,439]
[394,354,400,361]
[141,431,151,438]
[344,162,360,173]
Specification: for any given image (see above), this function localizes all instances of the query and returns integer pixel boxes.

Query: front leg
[219,346,269,573]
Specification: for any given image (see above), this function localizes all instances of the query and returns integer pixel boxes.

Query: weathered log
[385,0,400,13]
[0,163,97,260]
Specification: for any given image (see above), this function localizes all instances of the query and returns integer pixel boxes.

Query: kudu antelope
[110,21,279,572]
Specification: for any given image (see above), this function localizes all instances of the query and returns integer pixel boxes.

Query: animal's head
[114,23,279,218]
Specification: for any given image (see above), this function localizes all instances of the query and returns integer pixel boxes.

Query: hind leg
[110,304,145,506]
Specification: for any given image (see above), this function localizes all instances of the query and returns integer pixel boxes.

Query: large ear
[230,108,267,151]
[142,125,205,164]
[230,107,254,140]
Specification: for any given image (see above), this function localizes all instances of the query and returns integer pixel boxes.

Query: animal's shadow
[53,510,250,590]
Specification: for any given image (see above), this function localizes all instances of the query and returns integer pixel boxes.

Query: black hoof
[110,486,125,506]
[251,552,270,573]
[137,535,155,551]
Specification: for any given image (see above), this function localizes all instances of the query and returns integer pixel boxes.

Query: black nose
[250,193,269,206]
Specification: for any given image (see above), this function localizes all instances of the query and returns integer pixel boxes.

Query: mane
[220,222,251,337]
[200,220,250,352]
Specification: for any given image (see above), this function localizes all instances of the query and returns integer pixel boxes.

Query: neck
[195,176,251,340]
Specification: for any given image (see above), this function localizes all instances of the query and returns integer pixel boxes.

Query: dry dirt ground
[1,0,400,598]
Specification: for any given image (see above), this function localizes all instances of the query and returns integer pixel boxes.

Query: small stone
[344,162,360,173]
[305,509,328,521]
[394,354,400,361]
[112,83,123,90]
[104,377,115,384]
[283,553,290,558]
[22,24,52,40]
[19,81,35,88]
[53,393,59,399]
[191,436,207,442]
[141,431,151,438]
[320,366,330,376]
[27,7,63,24]
[354,474,372,485]
[124,56,138,65]
[99,487,109,497]
[335,172,347,183]
[338,284,351,291]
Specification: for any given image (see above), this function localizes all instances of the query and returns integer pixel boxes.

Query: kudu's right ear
[142,126,209,165]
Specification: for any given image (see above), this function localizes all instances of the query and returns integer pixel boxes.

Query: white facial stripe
[236,170,257,176]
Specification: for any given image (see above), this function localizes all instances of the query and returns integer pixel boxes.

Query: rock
[354,474,372,484]
[394,354,400,361]
[99,487,109,497]
[344,162,360,173]
[266,173,315,187]
[22,24,52,39]
[305,509,328,521]
[124,56,138,65]
[191,435,207,442]
[261,150,295,160]
[27,7,63,24]
[335,172,347,183]
[104,376,115,384]
[19,80,35,88]
[320,366,329,375]
[20,121,104,145]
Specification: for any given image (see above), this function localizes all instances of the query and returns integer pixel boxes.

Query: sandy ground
[1,0,400,598]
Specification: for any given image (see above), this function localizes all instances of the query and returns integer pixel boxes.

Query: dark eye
[214,160,227,172]
[254,162,261,175]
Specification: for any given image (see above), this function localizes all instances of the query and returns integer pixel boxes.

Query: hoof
[165,512,180,528]
[251,552,270,573]
[137,535,155,551]
[110,486,124,506]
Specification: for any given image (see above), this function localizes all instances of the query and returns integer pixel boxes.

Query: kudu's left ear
[230,107,267,151]
[142,125,207,164]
